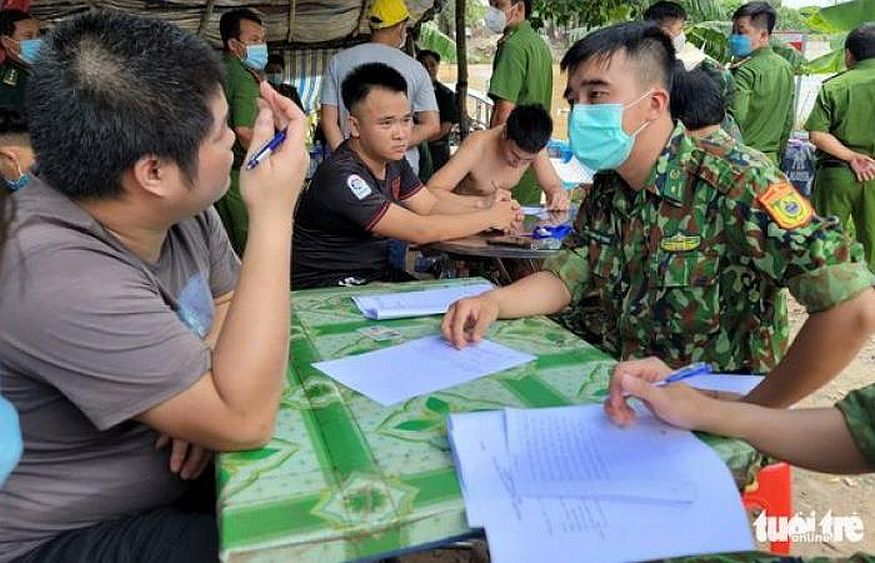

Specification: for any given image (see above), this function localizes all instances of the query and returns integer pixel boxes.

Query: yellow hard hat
[369,0,410,29]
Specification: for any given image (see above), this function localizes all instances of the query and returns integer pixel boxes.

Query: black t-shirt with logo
[292,141,424,288]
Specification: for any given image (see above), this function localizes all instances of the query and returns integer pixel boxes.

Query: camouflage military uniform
[698,57,743,143]
[545,123,874,374]
[836,383,875,469]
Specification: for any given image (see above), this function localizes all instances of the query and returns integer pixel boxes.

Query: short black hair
[560,22,675,91]
[505,104,552,153]
[0,9,32,38]
[416,49,441,64]
[732,2,777,34]
[220,8,262,47]
[517,0,532,19]
[846,23,875,63]
[267,53,284,67]
[670,66,725,130]
[341,62,408,113]
[27,10,224,200]
[643,2,687,24]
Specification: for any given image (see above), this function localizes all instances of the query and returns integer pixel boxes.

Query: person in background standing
[485,0,553,206]
[214,8,267,256]
[806,23,875,272]
[415,49,459,173]
[728,1,794,164]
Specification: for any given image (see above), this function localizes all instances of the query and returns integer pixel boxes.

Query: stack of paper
[448,403,755,562]
[312,335,535,406]
[351,283,494,320]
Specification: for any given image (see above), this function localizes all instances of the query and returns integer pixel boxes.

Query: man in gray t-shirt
[320,0,439,175]
[0,11,308,563]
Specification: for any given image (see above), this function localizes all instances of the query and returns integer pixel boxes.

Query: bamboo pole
[454,0,469,139]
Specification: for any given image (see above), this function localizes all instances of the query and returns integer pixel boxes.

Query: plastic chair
[742,462,793,555]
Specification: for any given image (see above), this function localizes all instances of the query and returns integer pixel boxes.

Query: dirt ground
[398,296,875,561]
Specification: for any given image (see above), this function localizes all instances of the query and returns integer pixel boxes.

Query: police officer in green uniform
[806,24,875,273]
[0,10,39,130]
[442,23,875,410]
[485,0,553,206]
[728,2,795,165]
[215,8,267,256]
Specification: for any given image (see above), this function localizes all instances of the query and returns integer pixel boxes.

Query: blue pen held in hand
[657,362,712,386]
[245,129,287,171]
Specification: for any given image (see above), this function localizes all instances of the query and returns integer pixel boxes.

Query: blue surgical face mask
[729,33,753,58]
[567,90,653,172]
[18,38,42,65]
[243,43,268,71]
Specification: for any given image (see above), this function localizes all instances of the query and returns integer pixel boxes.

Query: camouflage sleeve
[543,239,594,305]
[835,383,875,469]
[700,57,735,111]
[723,156,875,313]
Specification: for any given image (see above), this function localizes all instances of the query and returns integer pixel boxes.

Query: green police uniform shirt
[804,58,875,166]
[488,20,553,111]
[223,53,260,170]
[836,383,875,469]
[544,123,874,373]
[489,20,553,206]
[730,46,795,162]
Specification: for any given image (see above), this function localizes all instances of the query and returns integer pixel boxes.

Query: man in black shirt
[294,62,519,288]
[416,49,460,171]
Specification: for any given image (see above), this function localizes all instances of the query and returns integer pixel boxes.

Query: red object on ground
[742,462,793,555]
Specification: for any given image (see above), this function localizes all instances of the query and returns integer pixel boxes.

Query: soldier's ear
[0,35,16,53]
[844,49,856,69]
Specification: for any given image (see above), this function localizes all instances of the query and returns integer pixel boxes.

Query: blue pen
[657,362,712,386]
[245,129,287,171]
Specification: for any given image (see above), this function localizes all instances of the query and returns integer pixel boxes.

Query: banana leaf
[419,22,457,63]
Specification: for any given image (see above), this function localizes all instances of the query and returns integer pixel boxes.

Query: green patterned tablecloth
[217,278,763,562]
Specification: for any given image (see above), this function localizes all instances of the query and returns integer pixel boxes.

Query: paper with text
[448,410,754,563]
[351,283,494,320]
[313,335,535,406]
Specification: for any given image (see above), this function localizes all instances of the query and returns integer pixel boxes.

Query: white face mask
[485,6,507,34]
[672,32,687,53]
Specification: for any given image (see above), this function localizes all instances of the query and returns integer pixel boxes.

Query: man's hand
[155,434,213,480]
[849,153,875,183]
[544,189,570,211]
[615,374,721,431]
[604,356,673,426]
[441,293,501,349]
[486,198,523,232]
[239,81,310,220]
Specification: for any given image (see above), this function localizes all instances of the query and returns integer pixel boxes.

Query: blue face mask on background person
[729,33,753,58]
[567,90,653,172]
[18,38,42,65]
[243,43,268,71]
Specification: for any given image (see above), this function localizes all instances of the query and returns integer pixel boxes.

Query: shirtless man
[427,104,570,210]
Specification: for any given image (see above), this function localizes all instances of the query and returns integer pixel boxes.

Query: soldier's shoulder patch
[757,182,813,230]
[346,174,372,200]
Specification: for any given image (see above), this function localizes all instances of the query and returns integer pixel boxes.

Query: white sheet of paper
[505,405,699,503]
[351,283,494,320]
[682,374,765,395]
[312,335,535,406]
[521,206,546,216]
[448,410,754,563]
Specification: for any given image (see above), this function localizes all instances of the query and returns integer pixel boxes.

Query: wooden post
[454,0,470,139]
[196,0,216,38]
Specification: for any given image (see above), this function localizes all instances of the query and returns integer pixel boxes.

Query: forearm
[809,131,856,162]
[323,122,344,150]
[425,189,490,213]
[745,289,875,407]
[490,271,572,318]
[407,210,496,244]
[699,401,869,473]
[211,211,292,415]
[410,120,440,146]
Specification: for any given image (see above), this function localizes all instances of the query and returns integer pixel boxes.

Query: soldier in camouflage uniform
[442,22,875,409]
